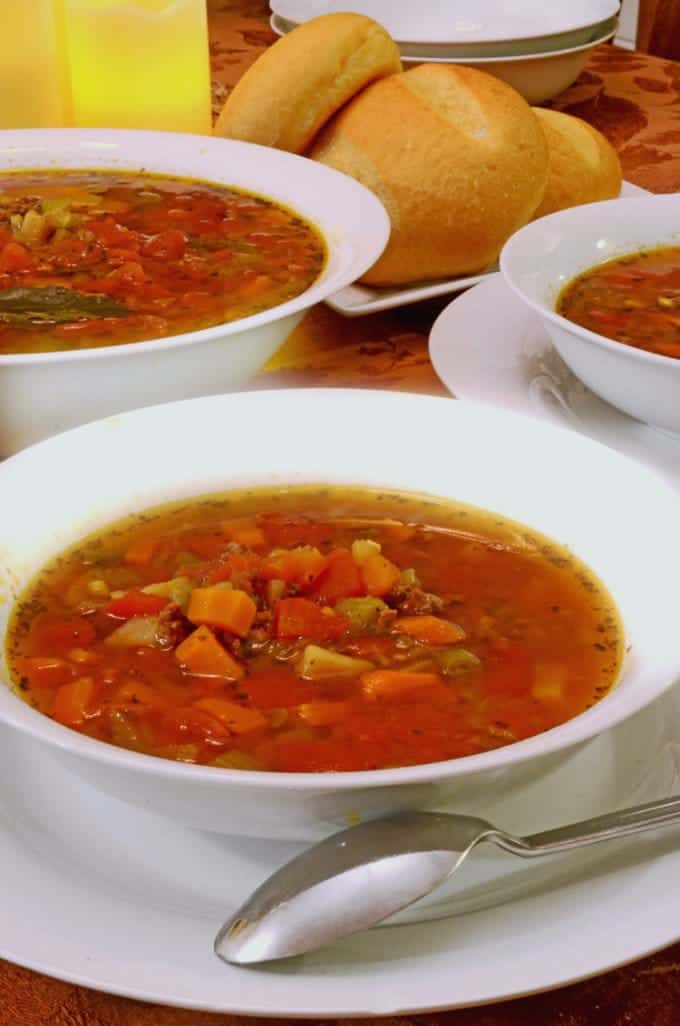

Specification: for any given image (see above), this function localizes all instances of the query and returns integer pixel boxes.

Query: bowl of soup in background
[0,129,389,456]
[1,389,680,840]
[500,193,680,435]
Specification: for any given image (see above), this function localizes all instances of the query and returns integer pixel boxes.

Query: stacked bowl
[269,0,621,103]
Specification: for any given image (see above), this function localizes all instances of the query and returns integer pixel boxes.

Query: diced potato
[438,648,481,676]
[105,615,160,648]
[298,644,374,680]
[14,208,48,244]
[87,578,109,597]
[532,663,567,702]
[351,538,381,565]
[335,596,388,632]
[142,576,193,610]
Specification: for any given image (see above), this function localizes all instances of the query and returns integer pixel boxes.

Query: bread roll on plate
[214,12,402,154]
[310,64,549,286]
[532,107,622,218]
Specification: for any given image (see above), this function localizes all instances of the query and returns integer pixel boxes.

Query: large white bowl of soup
[0,129,389,456]
[500,193,680,435]
[1,390,680,840]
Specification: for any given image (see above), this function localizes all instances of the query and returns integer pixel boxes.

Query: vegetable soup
[6,486,622,773]
[0,171,325,354]
[557,245,680,359]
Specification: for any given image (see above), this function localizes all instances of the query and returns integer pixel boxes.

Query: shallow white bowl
[500,194,680,435]
[271,0,619,52]
[1,390,679,840]
[0,129,389,456]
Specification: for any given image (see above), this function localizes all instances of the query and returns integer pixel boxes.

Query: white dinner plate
[326,183,647,317]
[4,676,680,1014]
[429,273,680,492]
[270,0,619,48]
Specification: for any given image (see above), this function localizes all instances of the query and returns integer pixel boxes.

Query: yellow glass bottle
[0,0,65,128]
[62,0,212,134]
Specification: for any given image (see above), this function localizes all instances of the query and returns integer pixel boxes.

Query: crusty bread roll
[214,13,402,154]
[310,64,549,285]
[531,107,622,219]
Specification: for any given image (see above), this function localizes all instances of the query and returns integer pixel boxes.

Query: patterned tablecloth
[3,3,680,1023]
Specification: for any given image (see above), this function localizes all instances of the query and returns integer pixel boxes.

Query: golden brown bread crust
[310,63,549,285]
[213,13,402,154]
[532,107,623,219]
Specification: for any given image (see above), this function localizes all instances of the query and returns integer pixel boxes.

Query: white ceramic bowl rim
[2,389,680,793]
[500,195,680,369]
[0,129,390,367]
[271,0,619,46]
[397,25,616,63]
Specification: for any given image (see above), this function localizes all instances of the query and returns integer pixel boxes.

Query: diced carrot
[361,553,401,597]
[186,587,256,637]
[393,616,466,645]
[193,698,266,735]
[308,548,363,604]
[52,677,96,727]
[19,656,74,689]
[260,546,328,588]
[360,670,443,702]
[175,625,244,680]
[274,597,348,642]
[297,700,353,727]
[105,590,169,620]
[221,518,266,549]
[124,537,160,566]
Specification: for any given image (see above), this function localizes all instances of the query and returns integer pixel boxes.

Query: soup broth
[0,170,325,354]
[6,486,622,773]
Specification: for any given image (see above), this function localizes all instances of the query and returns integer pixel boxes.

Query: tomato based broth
[6,486,622,773]
[557,246,680,359]
[0,171,325,354]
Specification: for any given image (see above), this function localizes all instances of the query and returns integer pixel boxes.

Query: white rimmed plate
[3,679,680,1015]
[429,272,680,489]
[269,0,619,49]
[325,183,648,317]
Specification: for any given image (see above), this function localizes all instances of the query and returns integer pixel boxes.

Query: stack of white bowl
[269,0,621,104]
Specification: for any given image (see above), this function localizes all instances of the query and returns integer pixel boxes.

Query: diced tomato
[105,591,169,620]
[85,216,140,250]
[0,241,32,272]
[49,237,105,270]
[274,597,349,642]
[142,229,187,260]
[307,549,364,604]
[28,616,97,654]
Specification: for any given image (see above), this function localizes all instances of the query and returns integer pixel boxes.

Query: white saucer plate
[4,675,680,1013]
[429,272,680,491]
[325,183,648,317]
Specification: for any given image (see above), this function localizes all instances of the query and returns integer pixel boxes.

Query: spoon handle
[497,794,680,857]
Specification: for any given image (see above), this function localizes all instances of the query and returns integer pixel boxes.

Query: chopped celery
[335,596,388,632]
[211,750,264,770]
[298,644,374,680]
[399,567,421,587]
[351,538,381,565]
[438,648,481,675]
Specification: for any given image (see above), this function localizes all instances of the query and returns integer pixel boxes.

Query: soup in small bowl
[1,390,679,839]
[500,193,680,434]
[0,129,389,455]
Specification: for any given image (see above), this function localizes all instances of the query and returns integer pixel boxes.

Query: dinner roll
[531,107,623,219]
[214,13,402,154]
[310,64,549,285]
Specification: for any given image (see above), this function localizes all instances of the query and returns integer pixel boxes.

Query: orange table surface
[3,3,680,1023]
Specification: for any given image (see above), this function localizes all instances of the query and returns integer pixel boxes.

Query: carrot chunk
[393,616,466,645]
[360,553,401,597]
[274,597,348,642]
[360,670,443,702]
[308,548,363,604]
[175,625,244,680]
[193,697,266,734]
[105,590,169,619]
[52,677,95,727]
[186,587,256,636]
[297,700,353,727]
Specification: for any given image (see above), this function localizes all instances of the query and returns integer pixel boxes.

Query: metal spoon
[215,796,680,965]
